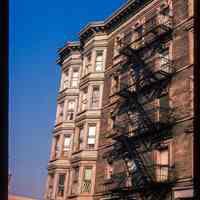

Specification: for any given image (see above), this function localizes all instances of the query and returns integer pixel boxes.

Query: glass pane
[95,62,103,71]
[159,95,169,108]
[96,51,103,61]
[88,138,95,144]
[64,136,70,147]
[68,101,75,110]
[88,126,96,136]
[84,168,92,180]
[59,174,65,185]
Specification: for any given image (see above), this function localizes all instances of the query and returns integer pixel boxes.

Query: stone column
[78,166,84,194]
[63,169,70,200]
[52,173,59,198]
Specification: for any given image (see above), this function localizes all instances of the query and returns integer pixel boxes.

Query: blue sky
[9,0,127,199]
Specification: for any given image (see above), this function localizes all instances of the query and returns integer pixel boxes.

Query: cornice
[79,0,154,46]
[57,41,81,65]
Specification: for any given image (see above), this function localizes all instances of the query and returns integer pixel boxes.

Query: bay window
[91,86,100,108]
[87,125,96,149]
[95,50,103,72]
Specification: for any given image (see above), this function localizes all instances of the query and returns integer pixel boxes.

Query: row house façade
[44,0,194,200]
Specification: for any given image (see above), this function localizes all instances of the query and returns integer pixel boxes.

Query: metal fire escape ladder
[103,10,175,200]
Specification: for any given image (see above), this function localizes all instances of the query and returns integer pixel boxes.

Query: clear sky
[9,0,127,199]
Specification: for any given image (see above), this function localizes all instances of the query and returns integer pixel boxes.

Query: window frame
[77,126,84,151]
[81,167,93,193]
[57,174,66,197]
[63,135,71,152]
[81,87,88,111]
[91,85,100,108]
[71,68,79,88]
[87,124,96,149]
[95,50,104,72]
[66,100,76,121]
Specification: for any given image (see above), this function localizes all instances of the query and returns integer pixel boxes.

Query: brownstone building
[44,0,194,199]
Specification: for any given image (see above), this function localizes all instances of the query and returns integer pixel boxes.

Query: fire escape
[104,7,176,200]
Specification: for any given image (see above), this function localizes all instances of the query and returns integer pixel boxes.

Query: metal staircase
[103,9,176,200]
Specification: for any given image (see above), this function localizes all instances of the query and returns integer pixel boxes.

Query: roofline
[79,21,105,35]
[79,0,141,37]
[58,41,80,54]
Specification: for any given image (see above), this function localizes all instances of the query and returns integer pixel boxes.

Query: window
[95,51,103,72]
[111,75,119,95]
[63,70,69,89]
[77,126,84,151]
[57,174,65,197]
[71,167,79,195]
[81,88,88,111]
[84,53,91,75]
[134,25,145,47]
[158,95,169,122]
[87,125,96,149]
[156,147,169,182]
[71,68,79,88]
[57,103,64,123]
[158,6,172,27]
[66,100,75,120]
[91,86,100,108]
[114,34,124,57]
[108,117,114,130]
[105,164,113,180]
[54,136,60,159]
[63,135,71,152]
[81,168,92,193]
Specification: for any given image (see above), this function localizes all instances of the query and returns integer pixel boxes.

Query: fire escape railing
[103,7,176,200]
[118,13,173,55]
[106,106,175,140]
